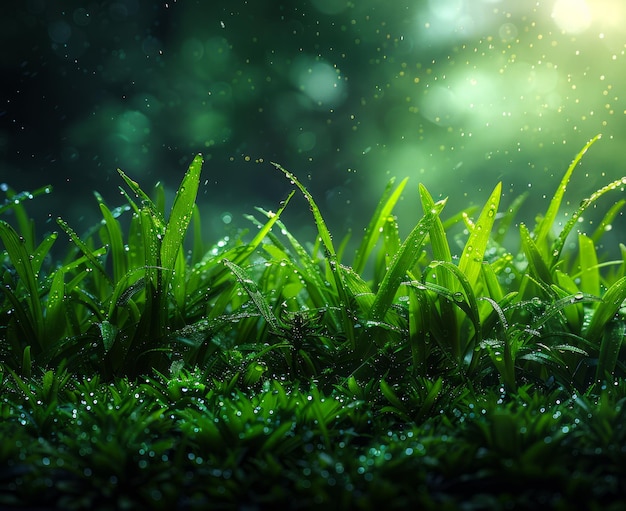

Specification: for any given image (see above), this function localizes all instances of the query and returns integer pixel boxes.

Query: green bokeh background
[1,0,625,251]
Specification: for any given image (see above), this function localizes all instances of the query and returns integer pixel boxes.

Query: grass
[2,134,626,509]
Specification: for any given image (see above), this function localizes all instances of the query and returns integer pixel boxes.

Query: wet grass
[2,134,626,509]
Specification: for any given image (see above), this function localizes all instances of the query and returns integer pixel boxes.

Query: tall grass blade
[161,154,203,272]
[98,201,128,284]
[273,163,336,258]
[419,184,452,263]
[458,182,501,289]
[353,177,408,274]
[419,184,459,355]
[578,234,600,298]
[535,134,601,254]
[408,284,430,373]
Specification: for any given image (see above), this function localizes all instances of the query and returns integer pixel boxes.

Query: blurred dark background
[1,0,626,254]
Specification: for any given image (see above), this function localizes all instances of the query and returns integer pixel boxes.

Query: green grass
[2,134,626,509]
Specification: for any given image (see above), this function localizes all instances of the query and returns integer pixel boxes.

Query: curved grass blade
[418,260,482,360]
[535,134,601,254]
[273,163,336,258]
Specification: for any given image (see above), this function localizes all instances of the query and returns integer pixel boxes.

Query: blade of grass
[419,183,459,354]
[98,201,128,284]
[353,177,409,274]
[578,234,600,298]
[458,182,501,290]
[419,260,482,359]
[534,134,601,254]
[161,154,203,272]
[0,184,52,215]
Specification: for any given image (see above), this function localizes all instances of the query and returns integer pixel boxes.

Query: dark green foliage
[2,136,626,507]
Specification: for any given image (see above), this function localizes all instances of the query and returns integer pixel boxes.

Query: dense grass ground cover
[2,135,626,509]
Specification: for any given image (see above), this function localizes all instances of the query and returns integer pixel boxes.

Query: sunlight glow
[551,0,592,34]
